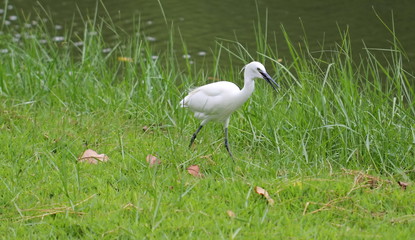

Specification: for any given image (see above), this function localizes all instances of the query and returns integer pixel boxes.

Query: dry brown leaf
[226,210,236,218]
[255,186,269,197]
[187,165,203,178]
[254,186,275,206]
[398,181,409,190]
[146,154,161,167]
[78,149,109,164]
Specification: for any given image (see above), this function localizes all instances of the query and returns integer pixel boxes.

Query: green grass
[1,7,415,239]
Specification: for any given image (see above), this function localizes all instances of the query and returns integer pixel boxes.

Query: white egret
[180,61,279,157]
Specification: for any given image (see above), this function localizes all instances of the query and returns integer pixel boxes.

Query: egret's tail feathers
[180,87,199,108]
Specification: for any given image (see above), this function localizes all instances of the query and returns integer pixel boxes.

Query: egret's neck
[239,75,255,101]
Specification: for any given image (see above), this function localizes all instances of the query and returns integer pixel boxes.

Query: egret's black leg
[189,125,204,148]
[224,127,233,158]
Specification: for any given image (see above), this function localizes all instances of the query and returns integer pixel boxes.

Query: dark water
[3,0,415,66]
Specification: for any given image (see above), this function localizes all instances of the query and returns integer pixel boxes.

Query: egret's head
[244,61,279,91]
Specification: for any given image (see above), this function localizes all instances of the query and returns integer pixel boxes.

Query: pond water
[3,0,415,66]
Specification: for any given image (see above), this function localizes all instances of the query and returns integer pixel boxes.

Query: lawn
[1,10,415,239]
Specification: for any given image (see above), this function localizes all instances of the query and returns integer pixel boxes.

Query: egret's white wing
[181,81,242,122]
[182,82,239,109]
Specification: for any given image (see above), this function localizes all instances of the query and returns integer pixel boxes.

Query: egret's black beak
[259,69,279,91]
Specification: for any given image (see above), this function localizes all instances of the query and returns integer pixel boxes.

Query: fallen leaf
[117,56,133,62]
[254,186,275,206]
[255,186,269,196]
[78,149,109,164]
[187,165,203,178]
[226,210,236,218]
[146,154,161,167]
[398,181,409,190]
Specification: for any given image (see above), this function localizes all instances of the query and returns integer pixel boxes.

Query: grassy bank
[1,10,415,239]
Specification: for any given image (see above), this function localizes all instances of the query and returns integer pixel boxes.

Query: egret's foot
[225,142,233,158]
